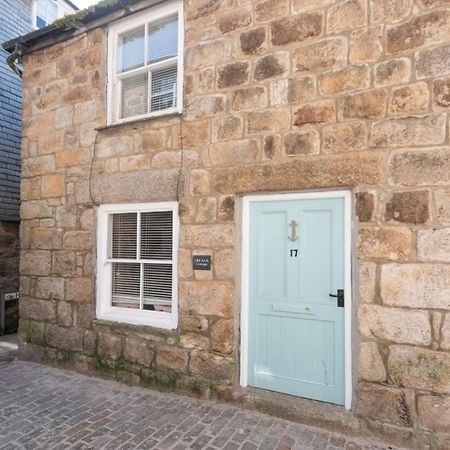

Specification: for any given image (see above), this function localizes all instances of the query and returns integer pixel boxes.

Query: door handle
[329,289,344,307]
[288,220,298,241]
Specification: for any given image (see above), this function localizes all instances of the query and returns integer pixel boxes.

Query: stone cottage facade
[4,0,450,447]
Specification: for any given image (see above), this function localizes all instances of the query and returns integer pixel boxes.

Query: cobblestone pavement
[0,359,401,450]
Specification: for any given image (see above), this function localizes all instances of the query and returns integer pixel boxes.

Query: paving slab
[0,359,405,449]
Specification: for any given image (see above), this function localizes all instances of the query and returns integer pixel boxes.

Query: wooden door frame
[240,190,353,410]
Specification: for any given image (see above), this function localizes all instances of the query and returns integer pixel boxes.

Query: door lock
[329,289,344,307]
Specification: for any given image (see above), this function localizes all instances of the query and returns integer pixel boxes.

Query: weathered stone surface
[21,250,51,276]
[358,384,415,427]
[293,0,336,11]
[57,302,72,327]
[442,315,450,350]
[387,10,450,54]
[212,116,242,142]
[97,332,122,361]
[22,155,55,178]
[123,338,153,366]
[240,27,266,55]
[218,195,235,222]
[20,297,55,322]
[389,82,429,115]
[381,263,450,309]
[21,201,52,220]
[210,139,259,165]
[385,190,430,224]
[374,58,411,87]
[46,324,83,352]
[293,37,347,74]
[359,342,386,382]
[388,345,450,393]
[65,278,91,303]
[271,12,323,46]
[436,189,450,225]
[254,52,288,80]
[63,231,92,251]
[433,77,450,108]
[185,95,226,118]
[212,153,384,193]
[217,62,249,88]
[211,319,234,354]
[35,277,64,301]
[232,86,267,110]
[416,44,450,79]
[214,248,234,280]
[355,191,375,222]
[339,89,387,120]
[255,0,287,22]
[52,251,76,276]
[32,228,62,250]
[357,227,411,261]
[179,281,233,317]
[418,395,450,433]
[190,169,210,196]
[323,122,368,154]
[196,197,217,223]
[388,147,450,186]
[320,65,370,95]
[190,350,233,380]
[418,228,450,262]
[156,346,188,372]
[270,77,316,106]
[41,174,65,198]
[219,7,251,33]
[283,131,320,156]
[247,110,290,134]
[349,26,383,63]
[292,100,336,127]
[359,262,376,303]
[263,135,281,160]
[328,0,367,34]
[370,0,413,24]
[180,315,209,332]
[371,114,446,148]
[185,39,231,70]
[359,304,431,345]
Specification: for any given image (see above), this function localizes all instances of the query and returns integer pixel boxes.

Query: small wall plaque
[193,255,211,270]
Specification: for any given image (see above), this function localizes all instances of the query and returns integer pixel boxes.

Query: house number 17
[290,249,298,257]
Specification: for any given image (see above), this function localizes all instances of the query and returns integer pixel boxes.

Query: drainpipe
[6,42,24,78]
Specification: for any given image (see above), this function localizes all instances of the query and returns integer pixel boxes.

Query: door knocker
[288,220,298,241]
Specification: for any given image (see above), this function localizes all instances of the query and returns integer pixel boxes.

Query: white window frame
[31,0,75,29]
[96,202,179,329]
[106,0,184,125]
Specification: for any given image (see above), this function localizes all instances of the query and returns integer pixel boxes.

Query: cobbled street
[0,359,402,450]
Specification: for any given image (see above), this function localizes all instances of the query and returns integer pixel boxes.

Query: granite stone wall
[18,0,450,447]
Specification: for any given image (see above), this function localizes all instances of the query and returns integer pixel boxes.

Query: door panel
[248,196,346,406]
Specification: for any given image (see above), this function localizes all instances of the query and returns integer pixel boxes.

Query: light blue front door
[248,196,346,405]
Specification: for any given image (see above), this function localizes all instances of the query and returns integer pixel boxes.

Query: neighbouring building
[0,0,77,333]
[3,0,450,447]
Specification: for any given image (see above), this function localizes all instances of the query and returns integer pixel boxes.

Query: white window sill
[96,111,182,132]
[97,308,177,330]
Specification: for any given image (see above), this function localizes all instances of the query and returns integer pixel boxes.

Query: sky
[72,0,100,9]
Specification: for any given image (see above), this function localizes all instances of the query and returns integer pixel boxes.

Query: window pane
[143,263,172,312]
[148,16,178,64]
[140,210,173,260]
[121,73,148,119]
[150,66,177,112]
[111,213,137,259]
[112,262,140,309]
[118,26,145,73]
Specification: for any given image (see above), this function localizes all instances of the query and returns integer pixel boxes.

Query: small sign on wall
[193,255,211,270]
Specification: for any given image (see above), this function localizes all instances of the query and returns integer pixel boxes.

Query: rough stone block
[35,277,64,301]
[433,77,450,109]
[211,319,234,354]
[371,114,446,148]
[185,39,232,70]
[271,12,323,46]
[355,190,376,222]
[359,342,386,382]
[219,7,252,33]
[21,250,51,276]
[180,333,209,350]
[380,263,450,309]
[357,227,411,261]
[385,190,430,224]
[52,251,76,277]
[179,281,233,317]
[65,278,92,303]
[232,86,268,110]
[358,384,415,427]
[292,100,336,127]
[418,228,450,262]
[210,139,259,165]
[181,224,234,248]
[388,345,450,393]
[349,25,383,63]
[214,248,234,280]
[283,130,320,156]
[32,228,62,250]
[254,52,289,80]
[388,147,450,186]
[212,116,243,142]
[255,0,287,22]
[97,332,122,361]
[358,262,376,303]
[320,65,370,95]
[20,297,56,322]
[387,10,450,54]
[359,304,431,345]
[185,95,226,119]
[190,169,211,196]
[327,0,367,34]
[124,338,154,367]
[156,346,188,372]
[247,110,290,134]
[46,324,83,352]
[57,302,72,327]
[293,37,347,74]
[339,89,387,120]
[389,82,429,115]
[418,395,450,433]
[217,62,249,88]
[180,315,209,332]
[435,189,450,225]
[190,350,233,380]
[370,0,413,24]
[442,315,450,350]
[374,58,411,87]
[63,231,92,251]
[240,27,266,55]
[416,44,450,79]
[22,155,55,178]
[21,201,52,220]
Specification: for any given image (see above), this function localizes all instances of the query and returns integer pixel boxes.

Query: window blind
[109,210,173,312]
